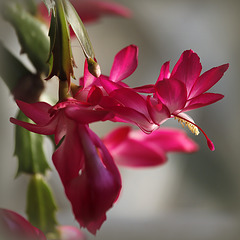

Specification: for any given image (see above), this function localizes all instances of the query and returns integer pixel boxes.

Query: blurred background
[0,0,240,239]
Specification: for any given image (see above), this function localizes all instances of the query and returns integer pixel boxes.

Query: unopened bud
[87,58,101,78]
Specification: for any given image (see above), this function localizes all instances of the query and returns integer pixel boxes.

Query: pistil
[173,114,215,151]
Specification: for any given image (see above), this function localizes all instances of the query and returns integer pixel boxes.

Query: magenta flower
[143,50,229,150]
[0,208,46,240]
[103,126,198,167]
[77,45,159,133]
[38,0,131,25]
[10,99,121,234]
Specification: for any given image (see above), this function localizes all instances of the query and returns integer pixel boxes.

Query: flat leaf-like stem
[2,2,50,74]
[15,110,50,176]
[62,0,95,59]
[26,174,58,234]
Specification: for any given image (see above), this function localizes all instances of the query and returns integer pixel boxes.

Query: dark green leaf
[15,110,50,176]
[2,2,50,74]
[26,174,58,234]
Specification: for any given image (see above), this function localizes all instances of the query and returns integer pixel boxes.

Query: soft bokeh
[0,0,240,239]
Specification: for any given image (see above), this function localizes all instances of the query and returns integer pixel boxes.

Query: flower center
[174,116,200,135]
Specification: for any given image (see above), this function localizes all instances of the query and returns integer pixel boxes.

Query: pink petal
[10,117,56,136]
[144,128,199,152]
[133,84,155,93]
[157,61,170,82]
[65,106,112,124]
[171,50,202,95]
[103,126,198,168]
[103,126,131,150]
[15,100,52,124]
[100,95,155,133]
[87,86,103,105]
[183,93,224,111]
[155,78,187,113]
[146,96,170,125]
[0,208,46,240]
[64,126,121,234]
[105,135,166,167]
[110,45,138,82]
[109,88,149,116]
[81,60,99,89]
[100,77,124,94]
[52,122,83,185]
[105,105,155,133]
[188,63,229,98]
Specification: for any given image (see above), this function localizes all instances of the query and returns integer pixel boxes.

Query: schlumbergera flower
[10,44,200,235]
[147,50,229,150]
[10,98,121,234]
[80,46,228,150]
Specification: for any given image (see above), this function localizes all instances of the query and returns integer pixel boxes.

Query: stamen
[174,116,200,135]
[173,114,215,151]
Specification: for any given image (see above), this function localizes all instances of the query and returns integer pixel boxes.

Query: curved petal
[103,126,131,150]
[144,127,199,152]
[87,86,103,105]
[157,61,170,82]
[82,60,98,89]
[65,106,112,124]
[183,93,224,111]
[113,107,155,133]
[109,88,149,116]
[110,45,138,82]
[171,50,202,95]
[10,117,56,136]
[146,96,170,125]
[0,208,46,240]
[100,77,123,94]
[133,84,155,93]
[107,137,167,167]
[188,63,229,98]
[155,78,187,113]
[65,126,121,234]
[52,121,83,185]
[103,126,198,168]
[15,100,52,124]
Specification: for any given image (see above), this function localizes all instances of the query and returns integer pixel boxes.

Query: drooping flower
[141,50,229,150]
[10,99,121,234]
[0,208,46,240]
[103,126,198,167]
